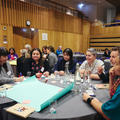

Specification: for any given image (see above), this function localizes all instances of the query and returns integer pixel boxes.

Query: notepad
[0,84,13,91]
[6,103,35,118]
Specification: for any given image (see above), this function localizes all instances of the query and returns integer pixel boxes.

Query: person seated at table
[8,47,18,60]
[103,48,110,58]
[54,48,76,75]
[98,46,120,83]
[42,45,48,59]
[82,55,120,120]
[56,46,62,56]
[47,46,58,73]
[23,48,50,77]
[79,48,104,80]
[24,44,32,58]
[0,47,23,85]
[17,49,27,77]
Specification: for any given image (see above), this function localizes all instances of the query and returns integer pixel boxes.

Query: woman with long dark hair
[54,48,76,75]
[0,47,23,85]
[23,48,50,77]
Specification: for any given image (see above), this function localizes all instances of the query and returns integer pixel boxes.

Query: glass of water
[27,71,31,77]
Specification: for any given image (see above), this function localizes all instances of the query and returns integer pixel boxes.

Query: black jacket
[17,56,25,76]
[98,61,112,83]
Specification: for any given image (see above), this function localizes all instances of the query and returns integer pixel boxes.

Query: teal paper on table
[6,76,74,112]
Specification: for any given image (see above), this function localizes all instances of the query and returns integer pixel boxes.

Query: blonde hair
[24,44,32,51]
[24,44,32,58]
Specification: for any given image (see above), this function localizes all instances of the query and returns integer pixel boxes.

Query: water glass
[27,71,31,77]
[0,89,7,98]
[49,100,57,114]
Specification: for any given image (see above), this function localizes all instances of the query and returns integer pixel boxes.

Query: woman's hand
[43,71,49,77]
[14,76,24,82]
[82,93,91,102]
[36,73,42,78]
[97,66,104,75]
[109,67,115,79]
[59,71,65,76]
[54,71,59,75]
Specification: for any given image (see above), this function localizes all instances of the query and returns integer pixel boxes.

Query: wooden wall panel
[32,31,39,49]
[0,0,82,34]
[0,25,13,49]
[82,20,90,53]
[91,25,120,38]
[0,0,90,55]
[13,33,32,57]
[90,23,120,50]
[38,30,83,53]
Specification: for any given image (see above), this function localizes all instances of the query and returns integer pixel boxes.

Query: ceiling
[22,0,117,23]
[48,0,115,22]
[106,0,120,7]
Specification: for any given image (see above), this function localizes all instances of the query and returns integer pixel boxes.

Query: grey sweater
[0,61,14,84]
[48,52,58,72]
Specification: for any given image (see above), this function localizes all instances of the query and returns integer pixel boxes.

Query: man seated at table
[98,46,120,83]
[79,48,104,80]
[0,47,23,85]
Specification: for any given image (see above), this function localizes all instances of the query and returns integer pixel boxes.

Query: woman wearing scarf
[82,55,120,120]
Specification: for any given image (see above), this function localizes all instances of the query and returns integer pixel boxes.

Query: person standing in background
[47,46,58,73]
[56,46,62,56]
[24,44,32,58]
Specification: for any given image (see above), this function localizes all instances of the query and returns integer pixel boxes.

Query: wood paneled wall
[0,0,90,55]
[90,25,120,50]
[38,30,82,52]
[38,20,90,53]
[0,0,82,34]
[0,24,13,48]
[13,31,32,57]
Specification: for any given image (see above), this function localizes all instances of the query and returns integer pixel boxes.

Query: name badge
[41,67,44,72]
[7,71,11,76]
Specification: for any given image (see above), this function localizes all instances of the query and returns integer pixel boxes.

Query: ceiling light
[66,10,73,16]
[78,3,84,9]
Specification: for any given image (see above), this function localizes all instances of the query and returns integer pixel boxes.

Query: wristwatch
[87,97,94,105]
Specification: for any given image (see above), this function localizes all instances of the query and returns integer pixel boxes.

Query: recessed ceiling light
[66,10,73,16]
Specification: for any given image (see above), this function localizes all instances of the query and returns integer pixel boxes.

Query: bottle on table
[74,63,82,91]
